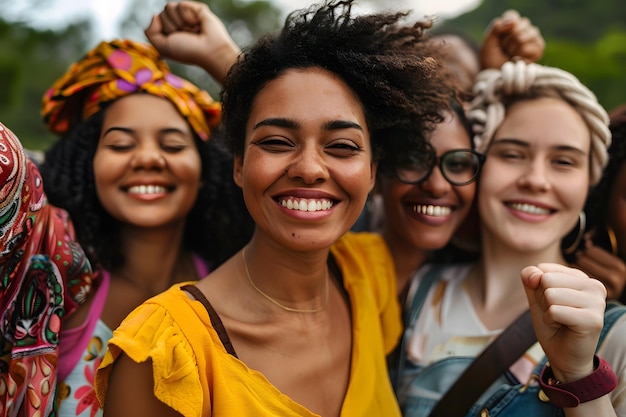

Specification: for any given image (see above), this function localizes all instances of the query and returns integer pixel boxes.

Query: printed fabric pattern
[56,321,110,417]
[0,122,96,417]
[41,39,221,141]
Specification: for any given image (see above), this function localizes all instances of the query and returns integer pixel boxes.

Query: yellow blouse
[95,232,401,416]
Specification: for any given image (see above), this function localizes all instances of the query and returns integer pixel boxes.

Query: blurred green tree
[2,0,626,150]
[438,0,626,112]
[0,15,90,150]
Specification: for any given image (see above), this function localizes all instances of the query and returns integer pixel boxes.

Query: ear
[233,154,244,189]
[368,161,378,193]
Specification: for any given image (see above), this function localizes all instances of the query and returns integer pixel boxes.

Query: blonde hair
[468,60,611,185]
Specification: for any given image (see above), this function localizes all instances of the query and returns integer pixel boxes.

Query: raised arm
[145,0,240,84]
[480,9,545,70]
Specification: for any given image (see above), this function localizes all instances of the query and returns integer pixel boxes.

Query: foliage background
[1,0,625,150]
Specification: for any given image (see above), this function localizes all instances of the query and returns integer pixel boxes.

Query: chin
[416,229,456,249]
[503,238,555,254]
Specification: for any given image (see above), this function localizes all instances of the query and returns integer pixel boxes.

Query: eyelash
[106,144,186,152]
[254,138,361,153]
[329,142,360,151]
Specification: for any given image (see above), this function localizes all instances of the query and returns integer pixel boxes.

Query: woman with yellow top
[95,0,454,415]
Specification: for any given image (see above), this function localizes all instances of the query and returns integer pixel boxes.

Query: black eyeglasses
[394,148,485,186]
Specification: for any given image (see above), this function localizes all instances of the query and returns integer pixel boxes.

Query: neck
[242,234,331,309]
[115,224,194,294]
[381,232,429,296]
[472,232,565,319]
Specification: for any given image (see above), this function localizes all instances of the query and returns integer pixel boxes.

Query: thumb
[521,265,543,323]
[520,265,543,311]
[521,265,543,290]
[144,15,163,42]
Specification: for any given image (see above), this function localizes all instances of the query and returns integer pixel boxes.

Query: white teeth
[127,185,168,195]
[509,203,550,215]
[412,204,451,217]
[280,198,333,212]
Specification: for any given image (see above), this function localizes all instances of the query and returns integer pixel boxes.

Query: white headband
[468,60,611,185]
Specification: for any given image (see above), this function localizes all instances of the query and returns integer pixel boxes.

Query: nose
[130,144,166,170]
[517,160,550,192]
[420,165,451,197]
[285,145,328,184]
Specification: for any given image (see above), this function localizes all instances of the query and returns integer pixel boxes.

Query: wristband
[539,355,618,408]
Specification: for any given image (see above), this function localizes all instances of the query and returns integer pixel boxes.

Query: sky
[7,0,481,40]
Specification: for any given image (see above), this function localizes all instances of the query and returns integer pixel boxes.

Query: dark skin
[103,4,549,416]
[197,252,351,416]
[105,355,182,417]
[103,255,352,417]
[103,64,373,417]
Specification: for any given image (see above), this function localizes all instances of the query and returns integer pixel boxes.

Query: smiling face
[233,67,375,251]
[378,111,477,251]
[478,97,591,254]
[93,94,202,230]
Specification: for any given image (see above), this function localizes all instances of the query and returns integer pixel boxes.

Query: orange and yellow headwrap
[41,39,221,141]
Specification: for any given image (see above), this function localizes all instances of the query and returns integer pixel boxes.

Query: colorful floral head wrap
[41,39,221,141]
[0,122,95,416]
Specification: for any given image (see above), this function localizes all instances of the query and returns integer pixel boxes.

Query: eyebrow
[493,138,587,155]
[253,118,363,132]
[101,126,188,136]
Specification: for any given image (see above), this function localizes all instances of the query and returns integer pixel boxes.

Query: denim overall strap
[392,265,444,392]
[404,265,444,327]
[598,300,626,349]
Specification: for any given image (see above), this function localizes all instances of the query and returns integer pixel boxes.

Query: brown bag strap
[428,309,536,417]
[181,284,238,358]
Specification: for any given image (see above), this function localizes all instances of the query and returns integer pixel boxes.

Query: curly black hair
[584,105,626,233]
[376,95,472,179]
[220,0,453,162]
[40,111,254,272]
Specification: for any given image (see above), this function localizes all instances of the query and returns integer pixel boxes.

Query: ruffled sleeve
[95,282,210,417]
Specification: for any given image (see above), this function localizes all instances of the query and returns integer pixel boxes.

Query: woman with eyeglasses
[360,10,543,297]
[376,99,484,297]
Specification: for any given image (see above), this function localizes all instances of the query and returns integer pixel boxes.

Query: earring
[606,225,619,256]
[563,211,586,255]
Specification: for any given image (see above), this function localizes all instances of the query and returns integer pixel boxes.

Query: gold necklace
[242,247,329,313]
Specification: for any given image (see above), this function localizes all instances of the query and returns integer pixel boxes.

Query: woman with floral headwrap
[395,60,626,417]
[36,36,253,417]
[2,9,253,417]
